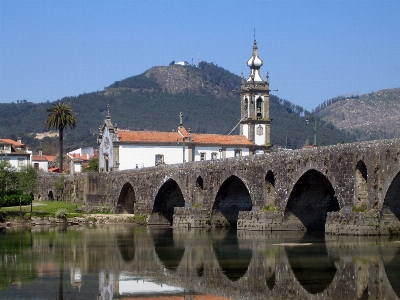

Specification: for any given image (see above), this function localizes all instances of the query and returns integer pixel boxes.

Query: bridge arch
[381,171,400,222]
[149,178,185,225]
[211,175,252,228]
[116,182,136,214]
[354,160,368,210]
[284,169,340,231]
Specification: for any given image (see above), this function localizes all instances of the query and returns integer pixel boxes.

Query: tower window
[256,97,263,118]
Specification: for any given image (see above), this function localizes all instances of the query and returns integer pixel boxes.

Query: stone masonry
[36,138,400,235]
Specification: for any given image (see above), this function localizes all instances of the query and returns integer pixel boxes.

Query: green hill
[0,62,355,154]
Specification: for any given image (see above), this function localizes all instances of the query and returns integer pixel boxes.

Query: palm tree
[46,102,77,173]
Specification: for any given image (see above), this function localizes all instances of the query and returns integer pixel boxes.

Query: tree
[83,157,99,172]
[17,165,38,213]
[0,160,18,208]
[46,103,77,173]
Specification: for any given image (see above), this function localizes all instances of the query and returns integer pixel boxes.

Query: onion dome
[246,39,264,82]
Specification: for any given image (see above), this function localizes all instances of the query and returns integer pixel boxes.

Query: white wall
[118,144,251,170]
[242,124,249,139]
[194,146,250,161]
[119,144,188,170]
[1,156,30,170]
[32,160,48,171]
[254,124,266,146]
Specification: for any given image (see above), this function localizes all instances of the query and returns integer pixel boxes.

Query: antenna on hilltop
[197,53,199,67]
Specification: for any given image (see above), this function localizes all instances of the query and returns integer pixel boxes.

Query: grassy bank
[0,201,81,220]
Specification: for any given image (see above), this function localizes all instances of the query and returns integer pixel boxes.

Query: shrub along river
[0,225,400,299]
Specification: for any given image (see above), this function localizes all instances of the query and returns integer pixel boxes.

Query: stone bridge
[38,138,400,234]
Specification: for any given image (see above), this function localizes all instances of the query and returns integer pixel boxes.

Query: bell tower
[240,38,271,153]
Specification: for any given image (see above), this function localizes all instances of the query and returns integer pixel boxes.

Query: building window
[211,152,218,160]
[235,149,242,157]
[200,152,206,161]
[34,163,39,169]
[18,158,24,167]
[155,154,164,165]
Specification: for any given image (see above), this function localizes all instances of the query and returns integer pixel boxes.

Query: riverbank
[0,213,148,227]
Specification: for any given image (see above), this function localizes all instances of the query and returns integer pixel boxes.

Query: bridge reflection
[2,226,400,299]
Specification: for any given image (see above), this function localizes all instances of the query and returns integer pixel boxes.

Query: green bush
[1,194,31,207]
[55,208,68,219]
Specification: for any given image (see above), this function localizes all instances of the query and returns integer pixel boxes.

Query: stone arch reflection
[116,182,136,214]
[285,169,340,231]
[381,242,400,298]
[151,179,185,225]
[285,233,337,294]
[150,228,185,272]
[212,229,252,282]
[115,229,135,262]
[211,175,252,228]
[381,171,400,221]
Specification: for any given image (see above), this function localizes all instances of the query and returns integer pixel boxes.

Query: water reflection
[149,227,185,271]
[115,229,135,262]
[284,233,338,294]
[212,228,252,282]
[381,241,400,298]
[0,226,399,299]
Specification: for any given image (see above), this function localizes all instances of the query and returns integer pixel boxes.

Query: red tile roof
[48,167,59,173]
[0,138,25,147]
[32,155,48,161]
[190,133,253,145]
[45,155,57,162]
[118,130,253,146]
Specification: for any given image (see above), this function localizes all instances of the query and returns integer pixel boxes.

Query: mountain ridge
[0,62,356,153]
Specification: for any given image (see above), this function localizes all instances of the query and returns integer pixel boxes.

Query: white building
[98,110,254,172]
[31,149,49,171]
[0,138,32,170]
[98,40,271,172]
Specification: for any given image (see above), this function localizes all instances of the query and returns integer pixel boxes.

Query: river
[0,225,399,299]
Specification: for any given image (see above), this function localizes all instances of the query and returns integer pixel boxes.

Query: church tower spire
[240,37,271,153]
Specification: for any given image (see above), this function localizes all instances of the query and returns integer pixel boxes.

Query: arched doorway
[116,182,136,214]
[211,175,252,228]
[285,170,340,231]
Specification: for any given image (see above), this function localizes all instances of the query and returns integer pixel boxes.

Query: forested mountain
[0,62,355,154]
[315,88,400,141]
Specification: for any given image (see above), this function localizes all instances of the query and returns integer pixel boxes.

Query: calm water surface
[0,225,400,299]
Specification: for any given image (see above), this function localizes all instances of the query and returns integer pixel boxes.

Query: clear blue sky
[1,0,399,111]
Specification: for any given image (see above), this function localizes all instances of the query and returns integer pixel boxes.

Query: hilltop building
[98,39,271,172]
